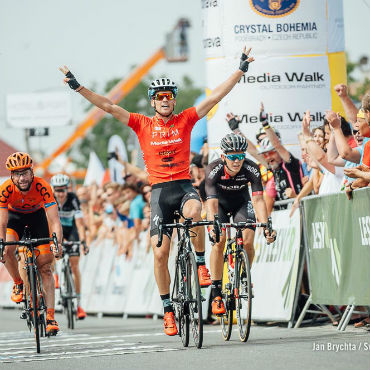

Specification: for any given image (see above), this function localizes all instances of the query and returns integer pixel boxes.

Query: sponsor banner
[327,0,345,53]
[221,0,335,57]
[303,188,370,305]
[201,0,224,58]
[206,55,331,156]
[252,209,301,321]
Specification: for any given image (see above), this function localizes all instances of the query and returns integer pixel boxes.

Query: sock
[14,279,23,285]
[211,280,222,299]
[195,251,205,266]
[76,293,81,306]
[160,293,173,314]
[47,308,55,321]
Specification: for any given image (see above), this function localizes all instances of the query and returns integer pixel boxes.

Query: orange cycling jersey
[0,177,57,213]
[128,107,199,185]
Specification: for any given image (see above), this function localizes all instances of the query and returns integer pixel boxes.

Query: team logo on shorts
[249,0,299,17]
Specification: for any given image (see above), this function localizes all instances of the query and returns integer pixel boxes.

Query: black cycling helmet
[220,133,248,153]
[148,78,178,100]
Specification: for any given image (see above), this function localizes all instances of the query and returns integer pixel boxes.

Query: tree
[73,74,202,168]
[346,53,370,103]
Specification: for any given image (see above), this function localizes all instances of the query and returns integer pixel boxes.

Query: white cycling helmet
[148,78,178,100]
[258,138,276,154]
[51,174,70,187]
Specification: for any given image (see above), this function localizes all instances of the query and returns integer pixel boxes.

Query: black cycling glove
[228,117,241,131]
[65,70,81,91]
[260,108,269,128]
[239,52,251,73]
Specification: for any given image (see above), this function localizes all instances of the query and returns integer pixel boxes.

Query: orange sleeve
[36,178,57,209]
[362,141,370,168]
[182,107,199,129]
[128,113,142,134]
[0,179,12,209]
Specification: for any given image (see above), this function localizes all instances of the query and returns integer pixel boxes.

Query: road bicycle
[0,227,59,353]
[220,218,272,342]
[59,241,87,329]
[157,212,220,349]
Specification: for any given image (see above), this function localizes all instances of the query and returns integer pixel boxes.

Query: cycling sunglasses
[154,92,175,101]
[352,129,359,135]
[225,153,246,161]
[54,188,68,193]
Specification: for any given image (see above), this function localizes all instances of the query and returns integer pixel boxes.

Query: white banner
[206,55,331,156]
[209,0,341,58]
[251,209,301,322]
[6,92,72,128]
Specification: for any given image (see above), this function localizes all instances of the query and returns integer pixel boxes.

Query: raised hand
[325,110,341,129]
[226,112,241,131]
[302,110,312,137]
[59,65,82,91]
[239,47,255,73]
[334,84,348,98]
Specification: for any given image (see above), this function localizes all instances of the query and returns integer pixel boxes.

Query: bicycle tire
[172,256,189,347]
[29,265,41,353]
[221,252,233,341]
[186,252,203,349]
[64,263,75,329]
[35,269,47,337]
[236,249,252,343]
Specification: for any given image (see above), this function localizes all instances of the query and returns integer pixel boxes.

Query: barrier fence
[0,189,369,331]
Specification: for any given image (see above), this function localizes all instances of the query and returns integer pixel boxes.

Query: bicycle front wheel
[186,252,203,349]
[35,269,47,337]
[236,249,252,342]
[221,252,233,341]
[29,266,41,353]
[171,256,189,347]
[64,264,75,329]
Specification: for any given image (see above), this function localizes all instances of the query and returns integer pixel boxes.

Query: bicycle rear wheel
[221,252,233,341]
[29,266,41,353]
[186,252,203,349]
[172,256,189,347]
[64,264,75,329]
[236,249,252,342]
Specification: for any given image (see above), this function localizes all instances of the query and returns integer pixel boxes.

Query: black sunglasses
[352,129,359,135]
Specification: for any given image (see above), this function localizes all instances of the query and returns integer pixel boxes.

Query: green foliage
[346,53,370,103]
[74,74,202,168]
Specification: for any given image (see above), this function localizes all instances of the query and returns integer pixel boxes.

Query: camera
[107,152,118,161]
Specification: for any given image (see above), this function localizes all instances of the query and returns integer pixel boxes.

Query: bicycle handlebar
[0,233,59,259]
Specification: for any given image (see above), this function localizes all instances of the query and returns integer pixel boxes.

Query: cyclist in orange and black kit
[0,153,63,335]
[59,46,255,336]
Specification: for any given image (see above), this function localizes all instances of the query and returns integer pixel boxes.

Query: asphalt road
[0,308,369,370]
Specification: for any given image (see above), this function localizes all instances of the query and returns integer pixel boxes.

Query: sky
[0,0,369,159]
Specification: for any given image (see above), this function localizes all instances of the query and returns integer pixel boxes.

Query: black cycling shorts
[150,179,201,239]
[63,226,80,257]
[7,208,51,247]
[218,196,256,231]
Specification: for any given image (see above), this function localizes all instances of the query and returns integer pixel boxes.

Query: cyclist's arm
[206,198,218,222]
[75,217,86,244]
[0,208,8,242]
[251,194,268,224]
[79,88,130,125]
[45,206,63,245]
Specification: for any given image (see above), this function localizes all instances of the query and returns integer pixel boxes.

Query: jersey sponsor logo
[161,157,174,163]
[0,185,13,203]
[160,163,179,168]
[250,0,299,18]
[159,150,176,156]
[153,214,160,226]
[219,184,247,191]
[246,164,260,178]
[208,163,223,179]
[150,138,182,146]
[152,128,179,139]
[35,182,51,201]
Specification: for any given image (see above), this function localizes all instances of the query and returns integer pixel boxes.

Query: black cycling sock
[195,251,205,266]
[160,293,173,314]
[211,280,222,299]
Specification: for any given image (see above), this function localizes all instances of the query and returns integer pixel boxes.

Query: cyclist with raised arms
[204,134,276,315]
[51,174,88,320]
[0,153,63,335]
[59,46,254,336]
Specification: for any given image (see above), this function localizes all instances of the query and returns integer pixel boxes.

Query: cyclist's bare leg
[242,228,255,266]
[36,254,55,309]
[3,234,22,283]
[181,199,203,252]
[151,234,171,295]
[210,233,226,280]
[69,256,81,294]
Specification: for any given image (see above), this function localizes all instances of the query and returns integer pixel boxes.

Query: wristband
[65,70,81,91]
[260,111,268,127]
[239,53,250,73]
[263,124,271,130]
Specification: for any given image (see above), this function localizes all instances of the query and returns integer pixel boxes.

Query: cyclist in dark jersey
[59,47,255,336]
[204,134,276,315]
[51,174,88,320]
